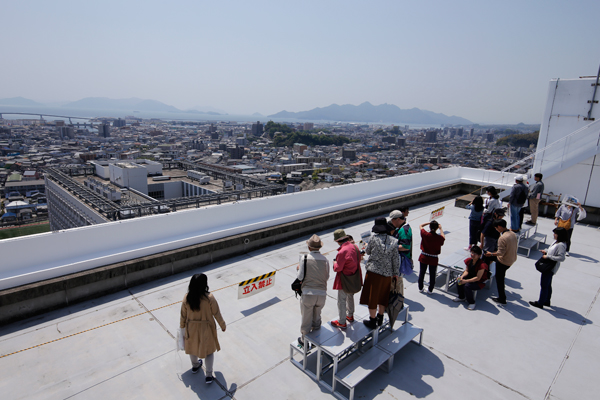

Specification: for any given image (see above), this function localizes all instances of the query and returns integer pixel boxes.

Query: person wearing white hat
[508,175,528,232]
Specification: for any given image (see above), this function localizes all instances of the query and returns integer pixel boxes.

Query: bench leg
[349,387,355,400]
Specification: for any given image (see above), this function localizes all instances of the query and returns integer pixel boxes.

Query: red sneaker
[330,320,347,329]
[346,315,355,322]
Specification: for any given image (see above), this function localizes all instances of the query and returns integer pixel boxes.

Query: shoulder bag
[535,256,557,274]
[340,246,362,294]
[291,255,306,298]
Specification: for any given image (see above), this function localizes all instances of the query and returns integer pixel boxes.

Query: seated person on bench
[453,246,489,310]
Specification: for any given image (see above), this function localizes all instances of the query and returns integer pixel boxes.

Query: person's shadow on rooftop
[353,343,444,399]
[500,292,537,321]
[547,306,592,325]
[567,253,598,263]
[180,368,232,399]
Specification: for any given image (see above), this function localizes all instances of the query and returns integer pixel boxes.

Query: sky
[2,0,599,124]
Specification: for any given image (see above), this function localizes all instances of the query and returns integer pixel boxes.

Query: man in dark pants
[485,219,518,305]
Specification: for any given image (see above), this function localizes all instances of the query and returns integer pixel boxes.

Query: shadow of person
[546,306,593,325]
[404,298,425,313]
[403,272,418,284]
[352,343,444,399]
[568,253,598,263]
[504,278,523,290]
[180,368,228,399]
[499,300,538,321]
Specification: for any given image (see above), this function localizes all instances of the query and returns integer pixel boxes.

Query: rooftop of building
[1,195,598,399]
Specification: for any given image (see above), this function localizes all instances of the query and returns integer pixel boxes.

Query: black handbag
[535,256,557,274]
[291,255,307,298]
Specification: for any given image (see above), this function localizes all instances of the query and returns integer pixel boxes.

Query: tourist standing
[417,220,446,294]
[508,176,528,232]
[485,219,518,305]
[554,202,586,256]
[360,217,399,329]
[525,173,544,225]
[529,228,568,309]
[330,229,362,329]
[180,273,226,384]
[465,195,484,250]
[297,234,330,347]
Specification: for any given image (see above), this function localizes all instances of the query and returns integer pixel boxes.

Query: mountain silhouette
[0,97,44,106]
[63,97,181,113]
[269,102,472,125]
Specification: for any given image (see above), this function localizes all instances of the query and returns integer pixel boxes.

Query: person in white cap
[508,175,528,232]
[296,234,330,347]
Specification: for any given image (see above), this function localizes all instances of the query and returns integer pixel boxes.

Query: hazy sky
[2,0,599,124]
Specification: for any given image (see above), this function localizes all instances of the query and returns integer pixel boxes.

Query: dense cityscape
[0,115,538,228]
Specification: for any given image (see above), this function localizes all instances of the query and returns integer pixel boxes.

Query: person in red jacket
[330,229,363,329]
[418,220,446,294]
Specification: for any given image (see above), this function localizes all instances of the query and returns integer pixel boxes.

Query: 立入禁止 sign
[238,271,276,299]
[430,206,445,221]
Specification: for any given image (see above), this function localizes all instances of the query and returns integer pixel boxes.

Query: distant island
[0,97,44,106]
[269,101,472,125]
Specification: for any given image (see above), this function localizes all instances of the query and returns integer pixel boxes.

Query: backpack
[517,186,527,205]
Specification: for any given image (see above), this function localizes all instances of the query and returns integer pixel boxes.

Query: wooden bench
[333,322,423,400]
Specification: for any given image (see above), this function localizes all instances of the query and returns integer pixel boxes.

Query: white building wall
[533,77,600,206]
[0,167,517,290]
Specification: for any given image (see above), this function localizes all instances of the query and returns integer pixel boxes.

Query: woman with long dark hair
[180,273,226,383]
[529,228,568,309]
[465,195,484,250]
[483,187,501,215]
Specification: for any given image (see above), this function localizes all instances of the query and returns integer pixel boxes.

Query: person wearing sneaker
[554,201,586,255]
[465,196,484,250]
[417,220,446,294]
[485,219,518,305]
[180,274,226,382]
[529,228,567,310]
[453,246,489,310]
[525,173,544,225]
[330,229,362,329]
[359,218,399,329]
[298,234,330,345]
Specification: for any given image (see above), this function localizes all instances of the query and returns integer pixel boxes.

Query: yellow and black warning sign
[238,271,276,299]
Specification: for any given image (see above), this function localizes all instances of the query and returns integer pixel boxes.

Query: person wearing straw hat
[296,234,330,347]
[330,229,362,329]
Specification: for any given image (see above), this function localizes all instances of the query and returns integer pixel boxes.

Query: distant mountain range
[269,102,472,125]
[0,97,44,106]
[1,97,472,124]
[0,97,227,115]
[63,97,183,113]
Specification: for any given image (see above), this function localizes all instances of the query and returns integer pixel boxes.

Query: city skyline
[2,1,599,124]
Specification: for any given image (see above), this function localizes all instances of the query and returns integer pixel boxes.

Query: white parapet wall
[0,167,517,290]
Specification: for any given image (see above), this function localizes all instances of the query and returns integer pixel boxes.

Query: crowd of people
[177,173,587,377]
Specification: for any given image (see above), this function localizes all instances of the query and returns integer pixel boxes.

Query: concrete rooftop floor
[1,197,599,400]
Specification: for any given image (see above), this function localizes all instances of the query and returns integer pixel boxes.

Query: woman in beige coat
[180,273,226,383]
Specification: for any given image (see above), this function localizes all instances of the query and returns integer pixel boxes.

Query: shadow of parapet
[547,306,593,325]
[241,296,282,317]
[352,343,444,399]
